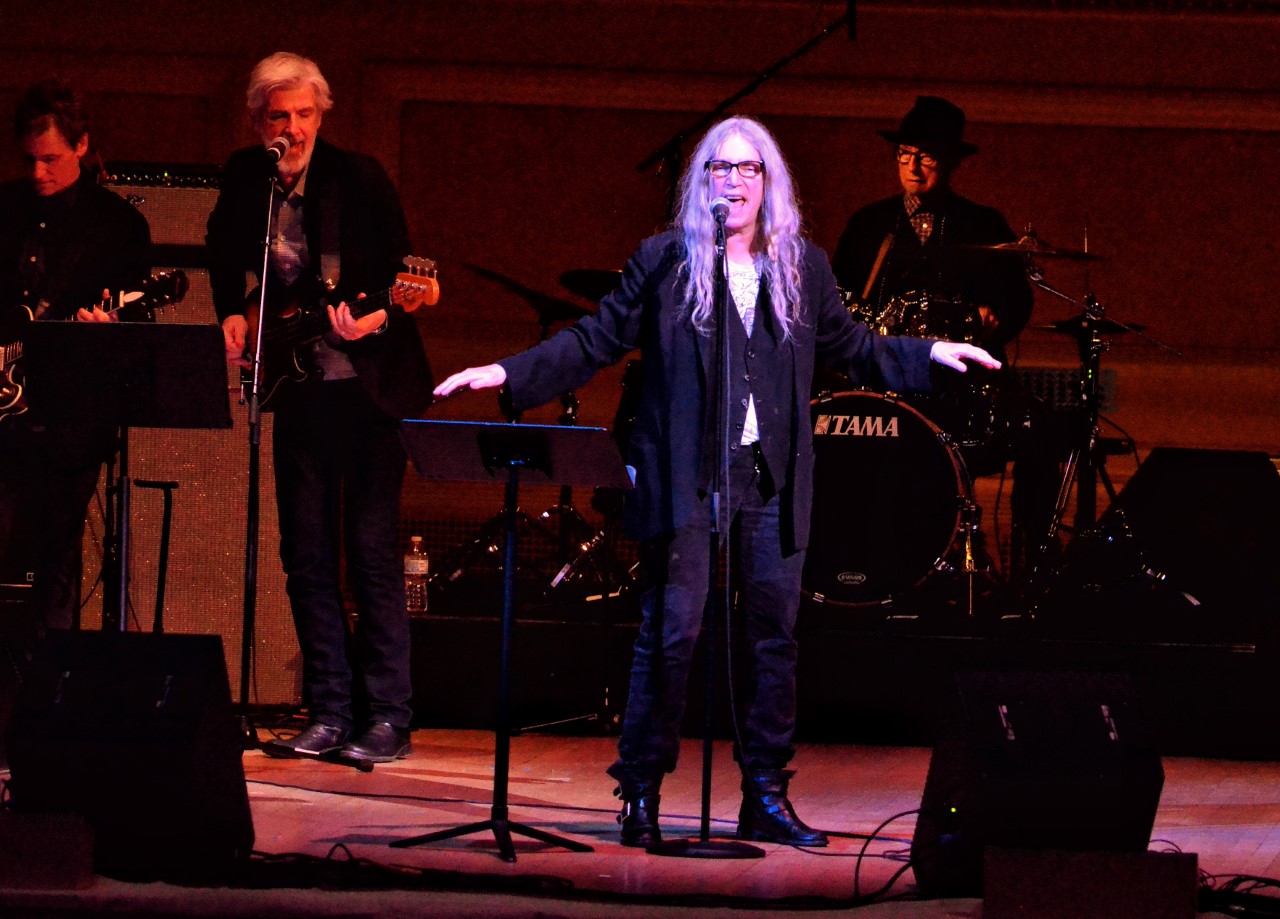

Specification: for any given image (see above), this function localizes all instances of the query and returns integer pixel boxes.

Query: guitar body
[0,305,34,421]
[243,291,330,410]
[0,271,188,425]
[241,255,439,411]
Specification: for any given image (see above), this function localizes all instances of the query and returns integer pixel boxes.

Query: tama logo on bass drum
[813,414,900,437]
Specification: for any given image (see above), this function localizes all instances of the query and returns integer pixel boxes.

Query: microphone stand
[237,160,278,748]
[649,211,763,860]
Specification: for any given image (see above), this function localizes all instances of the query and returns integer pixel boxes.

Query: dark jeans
[272,379,412,731]
[610,443,806,785]
[0,420,108,641]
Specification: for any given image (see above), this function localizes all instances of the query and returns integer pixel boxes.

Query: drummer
[830,95,1031,363]
[831,96,1055,582]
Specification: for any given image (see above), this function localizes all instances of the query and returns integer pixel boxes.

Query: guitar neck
[260,285,394,350]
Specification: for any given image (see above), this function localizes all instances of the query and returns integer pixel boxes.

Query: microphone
[266,136,292,164]
[710,197,730,223]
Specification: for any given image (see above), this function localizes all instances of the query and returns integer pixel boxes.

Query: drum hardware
[1035,314,1146,337]
[1021,262,1181,607]
[559,268,622,304]
[839,287,982,343]
[542,390,635,599]
[465,262,593,340]
[432,267,602,595]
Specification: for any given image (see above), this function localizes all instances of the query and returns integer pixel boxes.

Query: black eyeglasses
[895,146,939,168]
[705,160,765,179]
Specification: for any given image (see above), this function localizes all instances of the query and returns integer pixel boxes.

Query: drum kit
[808,229,1166,621]
[442,235,1159,624]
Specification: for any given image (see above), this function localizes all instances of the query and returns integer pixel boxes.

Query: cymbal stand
[539,391,598,576]
[545,391,635,598]
[934,451,995,618]
[1025,289,1114,600]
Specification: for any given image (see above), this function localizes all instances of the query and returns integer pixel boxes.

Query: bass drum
[803,391,972,607]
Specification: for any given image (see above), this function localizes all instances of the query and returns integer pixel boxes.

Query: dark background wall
[2,1,1277,702]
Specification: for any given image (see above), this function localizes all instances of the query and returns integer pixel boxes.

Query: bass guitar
[244,255,438,409]
[0,269,190,422]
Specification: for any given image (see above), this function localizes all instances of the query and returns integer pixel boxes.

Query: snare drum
[803,391,973,607]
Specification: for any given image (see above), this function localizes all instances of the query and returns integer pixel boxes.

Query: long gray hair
[674,116,805,340]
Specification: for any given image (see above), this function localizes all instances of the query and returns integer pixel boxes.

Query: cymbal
[964,232,1103,261]
[1035,313,1146,336]
[560,268,621,302]
[466,263,592,326]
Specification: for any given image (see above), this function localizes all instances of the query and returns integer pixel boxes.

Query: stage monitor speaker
[1103,447,1280,609]
[910,669,1164,898]
[3,630,255,879]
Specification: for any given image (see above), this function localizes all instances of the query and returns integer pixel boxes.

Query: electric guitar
[243,255,438,409]
[0,269,190,422]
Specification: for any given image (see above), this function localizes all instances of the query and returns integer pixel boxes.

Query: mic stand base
[646,837,764,859]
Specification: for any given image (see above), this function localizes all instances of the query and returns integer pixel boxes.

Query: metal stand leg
[135,480,178,634]
[391,463,593,862]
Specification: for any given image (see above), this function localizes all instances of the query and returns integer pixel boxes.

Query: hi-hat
[1035,313,1146,336]
[965,231,1103,261]
[560,268,622,302]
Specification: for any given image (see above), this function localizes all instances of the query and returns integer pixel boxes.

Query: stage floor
[1,727,1275,917]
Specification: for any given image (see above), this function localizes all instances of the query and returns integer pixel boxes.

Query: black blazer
[206,137,433,420]
[0,171,151,319]
[500,231,935,550]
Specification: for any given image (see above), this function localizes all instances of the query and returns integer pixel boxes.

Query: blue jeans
[610,444,806,784]
[272,379,412,731]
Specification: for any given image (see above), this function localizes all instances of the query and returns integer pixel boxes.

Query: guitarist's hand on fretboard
[75,288,117,323]
[327,294,387,341]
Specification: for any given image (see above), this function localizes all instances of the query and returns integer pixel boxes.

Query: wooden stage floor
[1,727,1277,917]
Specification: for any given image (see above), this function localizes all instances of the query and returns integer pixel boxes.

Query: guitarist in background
[0,80,151,645]
[207,52,433,764]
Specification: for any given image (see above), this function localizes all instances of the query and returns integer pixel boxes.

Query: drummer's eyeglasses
[705,160,765,179]
[895,146,939,168]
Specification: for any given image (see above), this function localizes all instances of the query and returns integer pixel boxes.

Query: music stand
[391,419,631,862]
[23,322,232,631]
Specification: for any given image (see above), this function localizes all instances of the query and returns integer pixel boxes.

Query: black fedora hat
[878,95,979,160]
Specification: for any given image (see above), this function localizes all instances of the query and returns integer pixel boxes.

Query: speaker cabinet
[910,669,1164,898]
[1047,447,1280,642]
[4,631,254,879]
[92,168,299,706]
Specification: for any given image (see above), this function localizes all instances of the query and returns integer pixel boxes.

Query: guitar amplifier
[102,163,221,265]
[89,164,300,707]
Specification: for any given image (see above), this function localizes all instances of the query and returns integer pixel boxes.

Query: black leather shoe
[263,722,350,759]
[736,768,828,847]
[341,722,412,763]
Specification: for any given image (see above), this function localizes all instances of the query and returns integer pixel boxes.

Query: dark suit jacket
[0,171,151,320]
[500,231,935,550]
[831,192,1032,357]
[206,137,433,420]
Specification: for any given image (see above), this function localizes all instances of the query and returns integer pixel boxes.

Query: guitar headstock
[390,256,440,313]
[117,270,190,321]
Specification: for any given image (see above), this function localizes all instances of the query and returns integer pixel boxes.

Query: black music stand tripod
[23,322,232,631]
[392,419,632,862]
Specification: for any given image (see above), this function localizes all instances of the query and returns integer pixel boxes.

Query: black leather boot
[736,768,828,847]
[613,781,662,848]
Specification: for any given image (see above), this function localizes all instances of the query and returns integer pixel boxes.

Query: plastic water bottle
[404,535,429,615]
